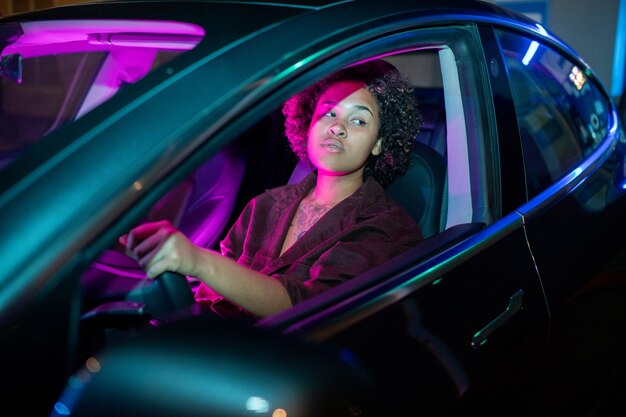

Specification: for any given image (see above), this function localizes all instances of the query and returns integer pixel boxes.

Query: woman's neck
[308,170,364,207]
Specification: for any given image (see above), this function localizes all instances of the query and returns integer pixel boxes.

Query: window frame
[258,24,504,333]
[487,23,621,222]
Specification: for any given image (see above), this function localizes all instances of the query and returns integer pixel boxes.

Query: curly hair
[282,59,422,187]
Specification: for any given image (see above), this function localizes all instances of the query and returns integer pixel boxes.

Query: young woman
[121,59,423,319]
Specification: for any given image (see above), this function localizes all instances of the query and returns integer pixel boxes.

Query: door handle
[471,289,524,349]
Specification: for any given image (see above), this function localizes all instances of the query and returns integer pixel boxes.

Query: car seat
[386,86,447,238]
[385,141,446,239]
[287,139,446,240]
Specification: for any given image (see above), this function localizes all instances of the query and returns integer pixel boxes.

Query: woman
[121,59,423,318]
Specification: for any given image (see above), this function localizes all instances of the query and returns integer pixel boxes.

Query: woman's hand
[119,221,292,317]
[119,220,200,278]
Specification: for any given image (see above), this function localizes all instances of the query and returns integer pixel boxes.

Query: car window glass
[0,19,204,172]
[496,30,611,198]
[0,52,106,171]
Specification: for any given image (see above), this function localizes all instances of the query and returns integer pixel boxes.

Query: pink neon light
[2,19,205,57]
[87,33,203,50]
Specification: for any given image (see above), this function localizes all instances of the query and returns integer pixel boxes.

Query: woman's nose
[329,123,346,137]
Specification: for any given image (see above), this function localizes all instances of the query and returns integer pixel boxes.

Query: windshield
[0,19,205,171]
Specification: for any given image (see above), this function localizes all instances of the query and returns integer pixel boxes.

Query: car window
[386,29,498,233]
[0,52,106,170]
[496,29,612,198]
[79,25,499,327]
[0,19,204,172]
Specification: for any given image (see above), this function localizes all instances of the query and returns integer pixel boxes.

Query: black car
[2,1,626,416]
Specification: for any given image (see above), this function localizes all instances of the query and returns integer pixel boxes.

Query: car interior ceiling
[79,51,456,325]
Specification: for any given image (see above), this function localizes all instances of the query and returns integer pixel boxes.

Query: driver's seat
[385,141,446,239]
[288,141,445,240]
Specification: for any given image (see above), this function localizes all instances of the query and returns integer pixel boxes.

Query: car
[2,0,626,416]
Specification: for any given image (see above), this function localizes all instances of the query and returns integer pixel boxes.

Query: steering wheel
[80,272,195,326]
[143,272,196,318]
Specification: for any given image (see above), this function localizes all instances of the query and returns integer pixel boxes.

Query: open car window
[78,24,498,329]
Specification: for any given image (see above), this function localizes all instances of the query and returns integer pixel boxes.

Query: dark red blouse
[195,172,422,307]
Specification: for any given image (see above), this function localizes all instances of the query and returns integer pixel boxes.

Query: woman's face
[306,80,382,179]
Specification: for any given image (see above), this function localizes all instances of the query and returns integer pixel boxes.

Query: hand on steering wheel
[119,220,200,279]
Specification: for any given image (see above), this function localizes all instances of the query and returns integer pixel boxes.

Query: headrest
[385,142,446,239]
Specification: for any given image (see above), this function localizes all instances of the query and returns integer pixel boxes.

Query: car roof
[0,0,544,59]
[0,0,536,22]
[96,0,352,9]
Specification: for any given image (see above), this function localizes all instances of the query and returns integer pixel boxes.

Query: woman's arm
[121,221,293,317]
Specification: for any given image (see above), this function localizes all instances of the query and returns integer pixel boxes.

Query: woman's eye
[324,111,336,118]
[352,118,366,126]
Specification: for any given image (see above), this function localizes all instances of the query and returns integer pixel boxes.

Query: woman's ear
[371,138,383,156]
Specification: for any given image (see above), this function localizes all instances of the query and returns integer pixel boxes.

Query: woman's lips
[321,138,344,152]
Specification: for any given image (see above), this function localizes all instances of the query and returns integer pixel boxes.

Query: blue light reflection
[522,41,539,66]
[523,23,548,66]
[535,23,549,36]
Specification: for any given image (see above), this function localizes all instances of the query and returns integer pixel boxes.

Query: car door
[264,23,552,416]
[495,27,626,415]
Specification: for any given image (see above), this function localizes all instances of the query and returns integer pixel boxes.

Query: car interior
[77,46,493,336]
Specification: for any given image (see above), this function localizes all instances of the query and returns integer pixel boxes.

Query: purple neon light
[2,19,205,57]
[1,19,206,116]
[87,33,202,50]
